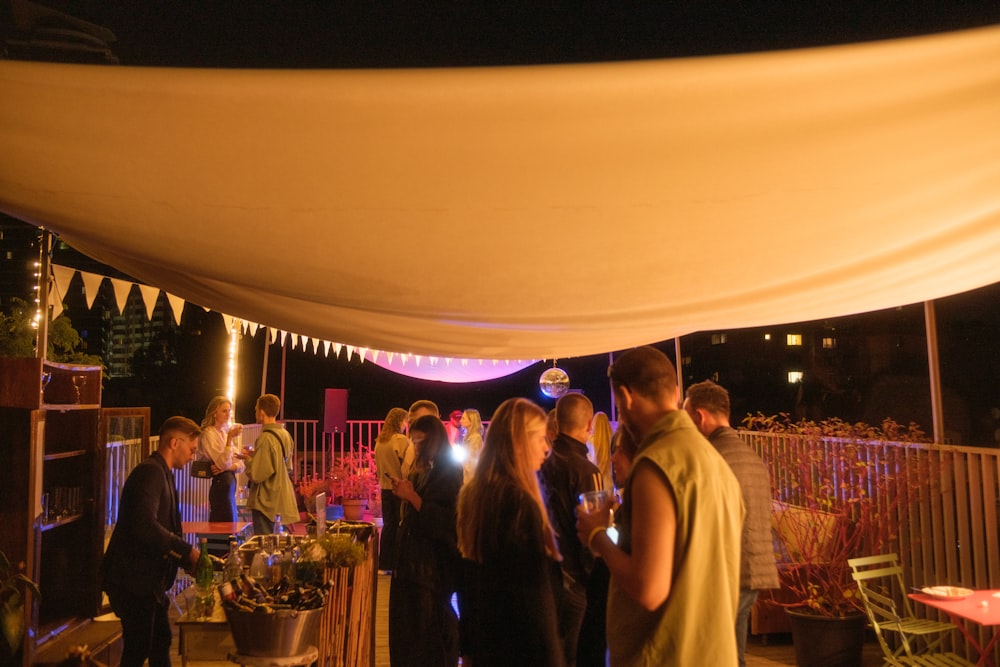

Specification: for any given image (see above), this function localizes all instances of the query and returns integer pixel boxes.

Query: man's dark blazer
[101,452,192,601]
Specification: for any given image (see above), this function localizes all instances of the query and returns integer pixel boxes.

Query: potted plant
[330,447,379,521]
[742,413,930,667]
[296,475,331,516]
[1,550,40,666]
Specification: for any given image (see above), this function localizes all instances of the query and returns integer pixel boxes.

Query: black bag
[190,460,213,478]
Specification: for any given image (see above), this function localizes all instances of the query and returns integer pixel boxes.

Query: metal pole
[35,229,52,359]
[279,343,287,421]
[674,337,684,405]
[924,300,945,443]
[608,351,616,421]
[260,329,270,396]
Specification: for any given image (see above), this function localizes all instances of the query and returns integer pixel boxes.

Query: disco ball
[539,367,570,399]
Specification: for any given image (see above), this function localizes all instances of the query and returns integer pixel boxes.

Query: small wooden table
[177,604,235,667]
[183,521,254,556]
[910,589,1000,666]
[182,521,253,541]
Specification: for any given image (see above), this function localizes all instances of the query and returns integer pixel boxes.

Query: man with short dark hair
[244,393,299,535]
[684,379,779,667]
[101,416,203,667]
[576,346,744,666]
[402,399,441,477]
[539,392,601,666]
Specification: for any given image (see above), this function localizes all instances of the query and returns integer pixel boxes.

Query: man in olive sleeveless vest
[576,346,744,666]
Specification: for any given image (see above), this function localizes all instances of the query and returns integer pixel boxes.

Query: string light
[31,256,42,329]
[226,320,239,417]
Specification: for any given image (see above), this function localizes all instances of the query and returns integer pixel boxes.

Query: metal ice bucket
[223,606,323,657]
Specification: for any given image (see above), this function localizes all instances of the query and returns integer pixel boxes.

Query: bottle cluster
[220,574,329,613]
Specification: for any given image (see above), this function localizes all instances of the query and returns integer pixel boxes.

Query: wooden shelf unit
[0,358,150,665]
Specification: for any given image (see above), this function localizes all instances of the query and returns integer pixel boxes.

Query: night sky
[8,2,1000,68]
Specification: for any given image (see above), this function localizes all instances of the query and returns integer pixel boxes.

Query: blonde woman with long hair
[590,411,614,493]
[459,408,484,483]
[197,396,244,521]
[457,398,565,667]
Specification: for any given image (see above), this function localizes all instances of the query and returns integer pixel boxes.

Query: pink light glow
[370,355,541,383]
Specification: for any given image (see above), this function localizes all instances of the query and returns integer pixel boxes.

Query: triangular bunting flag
[290,333,299,349]
[370,349,379,364]
[333,343,342,357]
[80,270,105,309]
[345,345,355,360]
[322,341,331,356]
[137,284,159,320]
[111,278,132,315]
[165,293,185,326]
[220,314,236,333]
[51,265,77,306]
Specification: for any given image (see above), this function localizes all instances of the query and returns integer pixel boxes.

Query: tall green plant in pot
[743,414,931,667]
[1,550,39,666]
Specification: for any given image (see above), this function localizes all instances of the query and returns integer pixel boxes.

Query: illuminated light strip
[226,319,239,415]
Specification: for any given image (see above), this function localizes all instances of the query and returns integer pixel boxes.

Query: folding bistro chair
[849,554,970,666]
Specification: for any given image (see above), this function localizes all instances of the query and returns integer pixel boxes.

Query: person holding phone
[197,396,244,522]
[388,415,464,666]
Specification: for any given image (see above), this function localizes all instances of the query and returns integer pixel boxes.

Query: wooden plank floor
[174,573,882,666]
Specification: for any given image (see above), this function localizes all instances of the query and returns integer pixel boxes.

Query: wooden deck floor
[173,572,882,666]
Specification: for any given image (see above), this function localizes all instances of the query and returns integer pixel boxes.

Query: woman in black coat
[457,398,566,667]
[388,414,464,667]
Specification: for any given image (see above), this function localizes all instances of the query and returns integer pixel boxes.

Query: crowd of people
[102,346,780,667]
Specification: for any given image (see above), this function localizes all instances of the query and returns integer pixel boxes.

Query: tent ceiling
[1,25,999,360]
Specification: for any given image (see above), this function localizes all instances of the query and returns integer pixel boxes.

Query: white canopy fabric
[2,25,999,361]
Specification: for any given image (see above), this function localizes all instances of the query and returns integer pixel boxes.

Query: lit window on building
[786,333,802,346]
[711,333,727,345]
[822,337,836,349]
[763,333,771,341]
[788,371,804,383]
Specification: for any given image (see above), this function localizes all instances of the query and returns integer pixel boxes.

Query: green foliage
[0,298,102,366]
[0,550,40,659]
[741,411,929,443]
[298,531,366,572]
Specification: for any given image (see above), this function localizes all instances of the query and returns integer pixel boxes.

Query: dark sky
[10,2,1000,68]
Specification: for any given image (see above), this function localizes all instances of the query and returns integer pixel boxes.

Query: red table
[182,521,254,556]
[910,589,1000,666]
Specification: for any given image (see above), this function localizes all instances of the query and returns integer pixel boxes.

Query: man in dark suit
[101,416,203,667]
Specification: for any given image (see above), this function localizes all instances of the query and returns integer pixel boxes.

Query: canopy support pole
[924,300,945,443]
[675,337,684,405]
[35,229,52,359]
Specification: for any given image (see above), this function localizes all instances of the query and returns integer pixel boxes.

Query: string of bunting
[49,265,538,382]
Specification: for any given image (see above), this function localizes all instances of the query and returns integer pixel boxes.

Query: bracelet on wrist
[587,525,607,549]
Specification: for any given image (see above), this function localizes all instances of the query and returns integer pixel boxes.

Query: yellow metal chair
[849,553,971,666]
